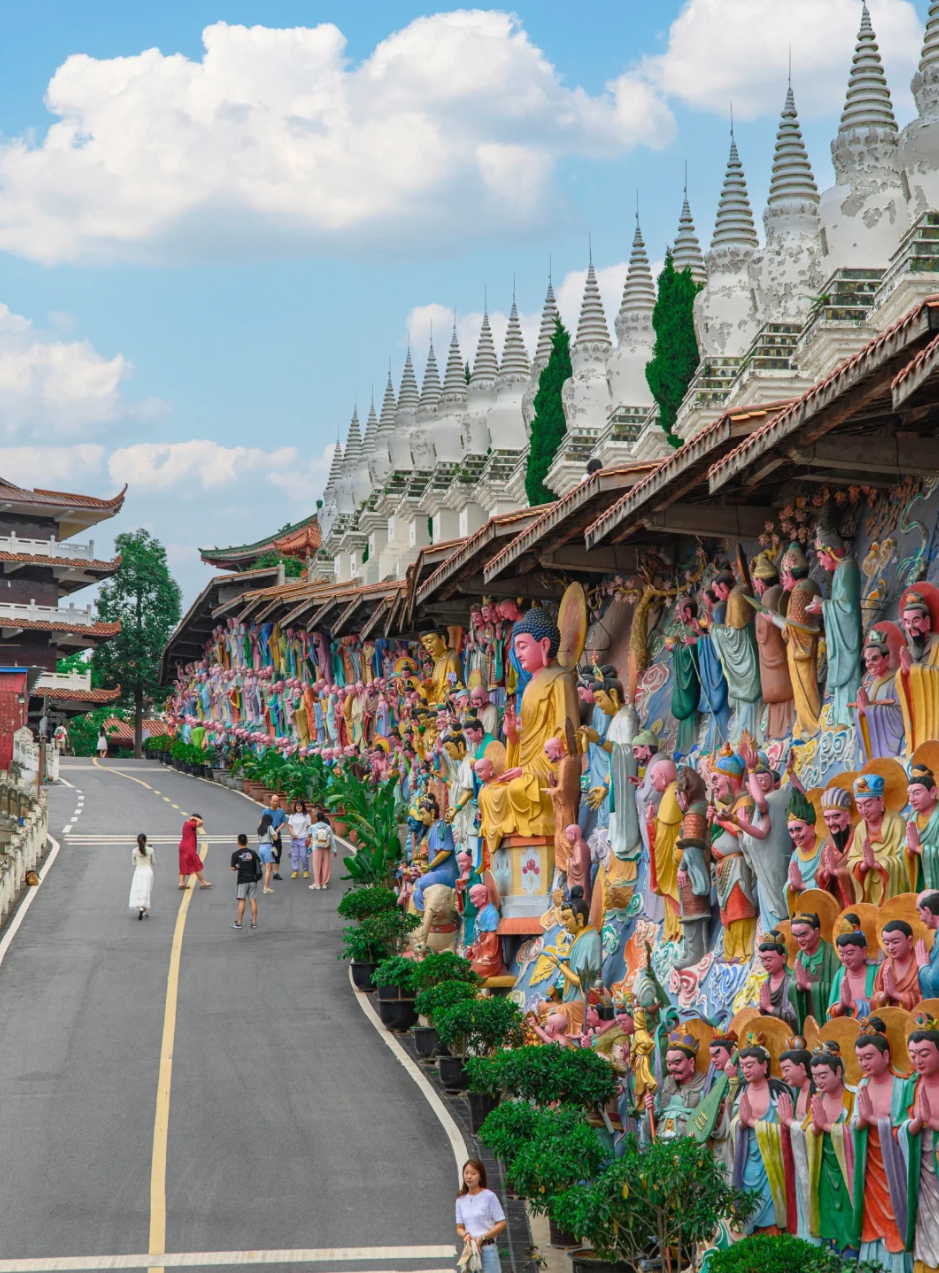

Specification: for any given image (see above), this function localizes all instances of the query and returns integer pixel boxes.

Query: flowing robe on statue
[649,780,681,942]
[809,1100,856,1253]
[822,556,863,729]
[897,633,939,755]
[784,579,822,740]
[712,796,758,961]
[756,583,796,740]
[636,768,665,925]
[874,955,922,1011]
[696,634,731,752]
[827,963,877,1019]
[856,672,904,763]
[478,662,578,847]
[846,811,911,905]
[899,1088,939,1271]
[788,938,840,1032]
[711,587,763,743]
[851,1076,912,1273]
[607,706,641,863]
[910,806,939,893]
[671,641,699,755]
[740,786,790,935]
[585,702,611,829]
[731,1094,791,1233]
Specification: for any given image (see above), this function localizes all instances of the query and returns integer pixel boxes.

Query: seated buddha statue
[476,608,579,848]
[420,625,461,705]
[464,882,506,979]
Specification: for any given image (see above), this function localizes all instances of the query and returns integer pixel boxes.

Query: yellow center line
[90,757,206,1273]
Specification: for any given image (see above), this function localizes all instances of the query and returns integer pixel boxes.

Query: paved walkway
[0,760,457,1273]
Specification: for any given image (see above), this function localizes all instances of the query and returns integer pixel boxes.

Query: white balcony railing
[0,600,94,627]
[35,670,92,691]
[0,532,95,562]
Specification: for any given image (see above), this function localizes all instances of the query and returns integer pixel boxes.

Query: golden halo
[877,892,934,952]
[803,1015,821,1054]
[664,1016,714,1074]
[805,786,826,831]
[861,757,910,814]
[771,919,798,967]
[557,582,588,671]
[911,741,939,784]
[749,1015,791,1080]
[728,1005,761,1041]
[818,1016,862,1087]
[824,773,862,826]
[862,1006,912,1077]
[907,999,939,1037]
[833,902,880,958]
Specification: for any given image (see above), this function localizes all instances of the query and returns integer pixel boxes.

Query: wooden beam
[785,433,939,476]
[539,544,642,573]
[642,504,768,538]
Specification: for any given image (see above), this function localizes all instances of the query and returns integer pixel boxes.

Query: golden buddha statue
[420,625,462,705]
[477,608,579,846]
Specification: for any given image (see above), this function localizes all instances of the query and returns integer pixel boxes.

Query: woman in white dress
[129,833,154,920]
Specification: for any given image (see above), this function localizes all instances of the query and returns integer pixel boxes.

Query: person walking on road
[268,795,286,880]
[178,814,212,890]
[231,833,261,930]
[129,833,154,920]
[288,799,312,878]
[258,810,277,894]
[96,727,108,758]
[309,809,337,890]
[455,1160,506,1273]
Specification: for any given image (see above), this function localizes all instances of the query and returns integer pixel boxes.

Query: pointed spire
[838,2,897,138]
[343,406,362,463]
[440,319,467,400]
[325,439,343,486]
[378,368,397,436]
[472,309,499,382]
[419,337,441,410]
[710,135,759,250]
[919,0,939,80]
[672,189,707,283]
[618,217,657,320]
[362,394,379,454]
[575,260,611,348]
[767,86,819,208]
[398,347,420,411]
[533,277,559,366]
[500,300,530,377]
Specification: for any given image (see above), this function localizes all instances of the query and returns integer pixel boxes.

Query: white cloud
[0,443,105,486]
[0,300,163,439]
[632,0,922,122]
[108,440,298,490]
[0,13,676,265]
[269,442,336,503]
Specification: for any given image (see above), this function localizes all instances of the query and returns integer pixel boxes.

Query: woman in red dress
[178,814,212,890]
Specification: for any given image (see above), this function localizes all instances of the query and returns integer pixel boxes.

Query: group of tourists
[127,793,339,925]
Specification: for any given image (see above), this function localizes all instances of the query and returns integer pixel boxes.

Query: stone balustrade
[0,771,48,928]
[35,670,92,691]
[0,600,94,626]
[0,531,95,561]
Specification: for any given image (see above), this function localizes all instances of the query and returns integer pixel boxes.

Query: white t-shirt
[455,1188,505,1238]
[288,812,312,839]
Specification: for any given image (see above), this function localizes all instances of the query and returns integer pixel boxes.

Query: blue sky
[0,0,930,605]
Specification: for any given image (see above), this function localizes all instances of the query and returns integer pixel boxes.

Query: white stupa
[522,276,559,432]
[695,134,760,358]
[433,321,468,463]
[388,346,420,471]
[608,216,657,410]
[820,2,907,270]
[464,307,499,456]
[899,0,939,214]
[368,369,397,485]
[411,336,441,469]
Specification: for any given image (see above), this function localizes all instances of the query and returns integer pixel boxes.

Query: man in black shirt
[230,833,262,930]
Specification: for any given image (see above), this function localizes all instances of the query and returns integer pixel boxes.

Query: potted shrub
[372,955,419,1031]
[411,951,481,993]
[337,885,398,921]
[552,1135,757,1273]
[434,996,526,1113]
[466,1045,619,1112]
[702,1234,870,1273]
[476,1099,539,1169]
[340,909,420,992]
[412,978,480,1060]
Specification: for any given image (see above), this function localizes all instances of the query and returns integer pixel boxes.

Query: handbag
[457,1241,482,1273]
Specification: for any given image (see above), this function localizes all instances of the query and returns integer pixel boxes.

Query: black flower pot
[549,1224,579,1249]
[377,984,400,1001]
[412,1025,438,1058]
[396,998,417,1030]
[437,1054,468,1090]
[377,997,417,1031]
[467,1090,497,1133]
[350,961,377,992]
[567,1249,632,1273]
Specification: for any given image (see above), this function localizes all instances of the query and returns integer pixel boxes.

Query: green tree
[55,650,102,686]
[525,318,571,506]
[92,530,182,758]
[645,249,702,448]
[253,549,304,577]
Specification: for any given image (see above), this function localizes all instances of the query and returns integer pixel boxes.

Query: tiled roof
[708,293,939,491]
[200,514,321,565]
[103,716,168,741]
[39,685,121,703]
[415,506,546,607]
[0,617,120,636]
[0,551,119,571]
[0,480,127,511]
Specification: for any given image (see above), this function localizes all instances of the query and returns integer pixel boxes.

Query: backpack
[313,823,332,849]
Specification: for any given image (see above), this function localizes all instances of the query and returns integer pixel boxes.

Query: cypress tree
[525,317,572,506]
[645,249,702,448]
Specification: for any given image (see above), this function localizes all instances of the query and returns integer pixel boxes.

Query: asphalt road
[0,759,458,1273]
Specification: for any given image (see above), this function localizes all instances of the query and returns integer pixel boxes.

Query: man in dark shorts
[231,834,261,930]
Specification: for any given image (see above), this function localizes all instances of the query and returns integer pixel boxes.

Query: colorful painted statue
[709,568,762,743]
[420,625,461,705]
[648,758,681,942]
[411,796,459,913]
[756,930,797,1027]
[897,584,939,754]
[543,885,601,1004]
[544,727,582,875]
[874,918,922,1011]
[909,764,939,892]
[788,909,840,1032]
[563,822,592,908]
[829,915,877,1019]
[806,525,862,730]
[671,596,701,754]
[786,786,823,914]
[442,730,476,854]
[674,766,713,970]
[808,1047,855,1254]
[918,890,939,999]
[732,1038,792,1235]
[846,772,909,905]
[775,1040,817,1243]
[852,1018,913,1273]
[643,1028,707,1143]
[758,541,821,740]
[708,747,758,962]
[734,738,790,934]
[902,1014,939,1270]
[751,551,795,739]
[409,884,460,955]
[855,626,904,762]
[463,882,506,979]
[583,672,641,862]
[814,786,860,908]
